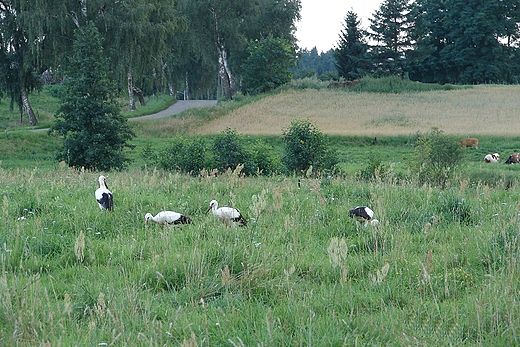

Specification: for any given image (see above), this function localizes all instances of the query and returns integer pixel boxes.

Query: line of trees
[2,0,520,129]
[334,0,520,84]
[0,0,301,126]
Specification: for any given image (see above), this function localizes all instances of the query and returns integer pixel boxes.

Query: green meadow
[1,81,520,345]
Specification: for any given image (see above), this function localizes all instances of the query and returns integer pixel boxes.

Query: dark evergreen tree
[293,48,336,79]
[369,0,413,77]
[407,0,450,83]
[50,23,134,171]
[409,0,520,84]
[334,10,371,80]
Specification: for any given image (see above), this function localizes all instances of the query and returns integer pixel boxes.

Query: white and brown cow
[460,138,479,149]
[484,153,500,163]
[505,153,520,164]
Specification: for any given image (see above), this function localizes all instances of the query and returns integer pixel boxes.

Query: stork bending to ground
[206,199,247,227]
[349,206,379,226]
[95,175,113,211]
[145,211,192,226]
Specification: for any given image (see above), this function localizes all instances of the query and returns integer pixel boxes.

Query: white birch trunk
[128,72,136,111]
[20,86,37,126]
[211,7,235,100]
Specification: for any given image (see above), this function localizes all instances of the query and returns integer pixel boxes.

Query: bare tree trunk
[128,72,136,111]
[20,86,37,126]
[211,7,235,100]
[184,71,189,100]
[133,86,146,106]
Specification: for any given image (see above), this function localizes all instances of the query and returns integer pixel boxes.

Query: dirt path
[128,100,217,121]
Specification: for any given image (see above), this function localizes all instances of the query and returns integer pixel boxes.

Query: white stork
[349,206,379,226]
[145,211,192,226]
[95,175,113,211]
[206,199,247,227]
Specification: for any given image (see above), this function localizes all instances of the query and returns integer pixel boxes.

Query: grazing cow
[484,153,500,163]
[505,153,520,164]
[460,138,479,149]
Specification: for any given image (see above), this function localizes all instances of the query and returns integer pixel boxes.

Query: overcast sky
[296,0,383,52]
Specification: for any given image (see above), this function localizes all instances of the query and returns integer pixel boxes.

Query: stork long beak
[205,206,212,213]
[104,178,108,189]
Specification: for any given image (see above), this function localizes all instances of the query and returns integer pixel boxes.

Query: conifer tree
[334,10,371,80]
[369,0,413,77]
[50,23,134,171]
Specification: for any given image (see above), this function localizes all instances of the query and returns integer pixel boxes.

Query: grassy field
[1,82,520,345]
[1,166,520,346]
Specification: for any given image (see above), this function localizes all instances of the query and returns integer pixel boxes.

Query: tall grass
[1,166,520,345]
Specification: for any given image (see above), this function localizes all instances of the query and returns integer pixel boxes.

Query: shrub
[249,139,282,175]
[146,137,208,175]
[213,128,249,173]
[413,128,464,189]
[281,119,338,175]
[357,154,387,181]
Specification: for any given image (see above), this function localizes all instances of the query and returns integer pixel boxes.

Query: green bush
[144,137,208,175]
[281,119,338,175]
[213,128,249,173]
[357,154,387,181]
[249,139,282,175]
[413,128,465,189]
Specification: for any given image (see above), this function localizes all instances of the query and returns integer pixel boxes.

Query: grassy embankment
[1,78,520,345]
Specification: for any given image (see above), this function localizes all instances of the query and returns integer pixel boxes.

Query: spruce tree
[369,0,413,77]
[51,22,134,171]
[334,11,371,80]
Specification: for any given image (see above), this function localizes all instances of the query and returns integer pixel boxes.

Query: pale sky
[296,0,383,53]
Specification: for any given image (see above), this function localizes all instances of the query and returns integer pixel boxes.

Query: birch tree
[0,0,44,126]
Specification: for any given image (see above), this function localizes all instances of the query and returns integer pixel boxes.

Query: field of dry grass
[191,85,520,137]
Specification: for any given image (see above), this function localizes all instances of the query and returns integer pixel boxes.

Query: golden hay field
[191,85,520,136]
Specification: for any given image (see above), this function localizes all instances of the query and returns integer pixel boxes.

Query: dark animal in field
[505,153,520,164]
[460,138,479,149]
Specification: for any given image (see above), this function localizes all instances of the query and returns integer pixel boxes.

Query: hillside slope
[191,85,520,136]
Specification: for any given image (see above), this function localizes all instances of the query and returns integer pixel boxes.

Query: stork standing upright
[349,206,379,226]
[95,175,113,211]
[206,199,247,227]
[145,211,192,226]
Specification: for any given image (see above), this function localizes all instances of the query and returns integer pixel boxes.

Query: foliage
[413,128,465,189]
[281,118,338,175]
[357,154,387,182]
[408,0,520,84]
[241,37,295,95]
[276,76,330,91]
[50,23,134,171]
[0,1,43,126]
[349,75,462,93]
[147,137,209,175]
[293,47,336,79]
[368,0,413,78]
[334,11,371,80]
[213,128,249,173]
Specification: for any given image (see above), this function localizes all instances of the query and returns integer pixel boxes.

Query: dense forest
[0,0,519,126]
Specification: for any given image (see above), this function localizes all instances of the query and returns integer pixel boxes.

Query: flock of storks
[95,175,378,228]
